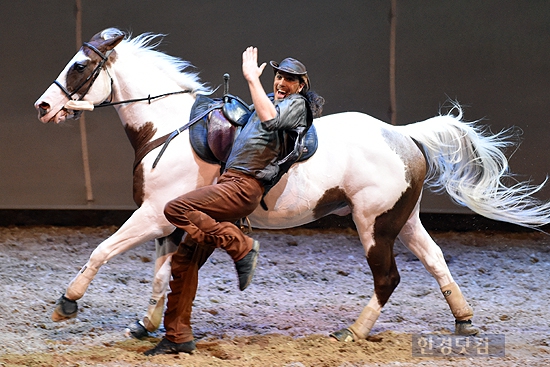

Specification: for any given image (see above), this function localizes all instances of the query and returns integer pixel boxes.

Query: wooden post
[389,0,397,125]
[75,0,94,203]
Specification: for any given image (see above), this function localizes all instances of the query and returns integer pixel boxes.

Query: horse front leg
[126,229,183,338]
[398,209,479,336]
[52,206,172,322]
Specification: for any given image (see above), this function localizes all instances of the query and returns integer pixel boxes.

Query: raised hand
[242,46,267,83]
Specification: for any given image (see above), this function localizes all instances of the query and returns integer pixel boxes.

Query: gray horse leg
[126,229,182,338]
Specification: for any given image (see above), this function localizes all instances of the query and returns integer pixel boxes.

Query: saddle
[189,94,318,167]
[189,93,249,164]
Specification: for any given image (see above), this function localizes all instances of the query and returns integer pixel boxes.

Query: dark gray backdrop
[1,1,549,218]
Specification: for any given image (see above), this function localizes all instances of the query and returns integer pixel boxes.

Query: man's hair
[303,90,325,118]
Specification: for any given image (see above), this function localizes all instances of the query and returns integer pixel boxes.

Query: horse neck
[107,57,196,143]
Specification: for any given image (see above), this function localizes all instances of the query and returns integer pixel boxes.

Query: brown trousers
[162,240,214,343]
[162,169,264,343]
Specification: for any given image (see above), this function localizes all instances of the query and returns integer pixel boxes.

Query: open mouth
[43,108,81,124]
[276,89,287,99]
[51,110,69,124]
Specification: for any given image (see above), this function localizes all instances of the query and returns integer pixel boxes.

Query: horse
[34,28,550,343]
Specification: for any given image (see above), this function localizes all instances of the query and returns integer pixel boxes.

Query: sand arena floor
[0,225,549,366]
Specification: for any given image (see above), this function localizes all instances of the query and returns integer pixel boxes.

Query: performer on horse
[145,46,325,355]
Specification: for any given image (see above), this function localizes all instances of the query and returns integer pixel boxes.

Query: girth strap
[132,101,222,171]
[133,135,170,171]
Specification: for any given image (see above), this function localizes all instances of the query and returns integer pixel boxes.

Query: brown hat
[270,58,308,75]
[270,57,311,92]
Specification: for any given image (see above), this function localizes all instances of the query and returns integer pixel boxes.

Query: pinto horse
[34,28,550,342]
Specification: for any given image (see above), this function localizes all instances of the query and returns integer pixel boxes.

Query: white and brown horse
[34,28,550,342]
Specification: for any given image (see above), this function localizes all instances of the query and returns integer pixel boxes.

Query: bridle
[51,40,199,170]
[54,42,114,106]
[53,42,193,113]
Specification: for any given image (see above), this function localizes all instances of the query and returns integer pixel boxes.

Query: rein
[95,90,192,109]
[54,42,194,111]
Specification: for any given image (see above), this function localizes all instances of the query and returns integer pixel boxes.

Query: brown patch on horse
[368,130,427,307]
[133,163,145,206]
[65,51,102,95]
[125,121,157,152]
[312,187,352,220]
[125,122,157,206]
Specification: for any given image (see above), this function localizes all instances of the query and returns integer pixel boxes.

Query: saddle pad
[300,124,318,161]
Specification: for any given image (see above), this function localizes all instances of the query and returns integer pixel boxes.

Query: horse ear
[88,32,124,52]
[99,35,124,52]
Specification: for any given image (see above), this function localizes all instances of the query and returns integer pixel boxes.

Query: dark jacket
[224,93,310,186]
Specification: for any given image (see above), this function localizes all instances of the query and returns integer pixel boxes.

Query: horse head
[34,30,124,124]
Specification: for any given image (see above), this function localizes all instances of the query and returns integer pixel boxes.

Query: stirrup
[239,216,252,234]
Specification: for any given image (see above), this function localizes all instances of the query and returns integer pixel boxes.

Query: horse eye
[73,62,87,73]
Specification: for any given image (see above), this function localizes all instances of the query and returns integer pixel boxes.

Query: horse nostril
[38,102,50,117]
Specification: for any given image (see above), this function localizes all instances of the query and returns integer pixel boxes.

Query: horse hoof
[329,328,355,342]
[125,320,149,339]
[455,319,480,336]
[51,295,78,321]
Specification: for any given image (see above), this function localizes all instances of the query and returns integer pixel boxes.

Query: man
[145,47,323,356]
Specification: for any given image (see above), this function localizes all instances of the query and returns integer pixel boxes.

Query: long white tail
[399,105,550,229]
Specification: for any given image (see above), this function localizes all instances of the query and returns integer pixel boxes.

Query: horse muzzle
[35,100,79,124]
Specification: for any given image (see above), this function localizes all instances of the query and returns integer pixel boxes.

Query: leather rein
[53,42,202,172]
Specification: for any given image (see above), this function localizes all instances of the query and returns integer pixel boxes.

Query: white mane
[100,28,212,95]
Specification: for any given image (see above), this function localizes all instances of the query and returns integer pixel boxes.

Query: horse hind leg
[331,195,419,342]
[332,143,426,341]
[126,229,183,338]
[398,206,479,335]
[331,217,402,342]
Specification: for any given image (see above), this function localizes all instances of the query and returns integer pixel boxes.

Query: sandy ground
[0,225,549,366]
